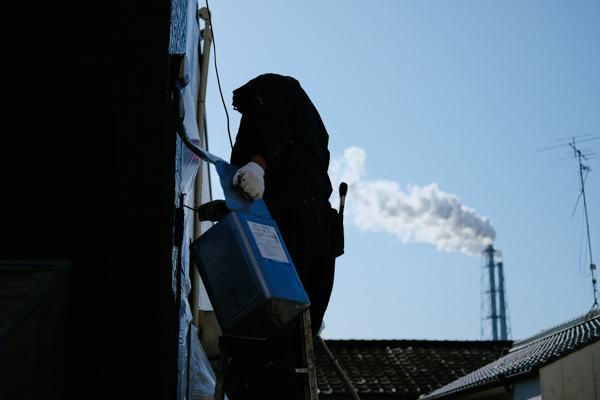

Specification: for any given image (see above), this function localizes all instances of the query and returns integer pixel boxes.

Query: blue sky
[202,1,599,341]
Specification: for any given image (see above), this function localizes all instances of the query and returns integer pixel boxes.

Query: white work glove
[232,161,265,200]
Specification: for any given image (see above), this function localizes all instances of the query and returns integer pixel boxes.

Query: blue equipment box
[191,211,310,340]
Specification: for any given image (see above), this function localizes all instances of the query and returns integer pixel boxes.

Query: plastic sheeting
[176,0,202,399]
[177,266,194,400]
[180,0,202,194]
[189,325,228,400]
[175,0,225,399]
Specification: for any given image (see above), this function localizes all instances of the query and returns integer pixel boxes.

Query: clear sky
[202,1,599,341]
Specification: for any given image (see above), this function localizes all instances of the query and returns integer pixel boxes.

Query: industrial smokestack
[484,245,498,341]
[497,261,508,341]
[481,245,509,341]
[329,147,496,256]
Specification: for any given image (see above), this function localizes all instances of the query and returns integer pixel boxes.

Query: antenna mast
[539,135,599,310]
[571,139,598,310]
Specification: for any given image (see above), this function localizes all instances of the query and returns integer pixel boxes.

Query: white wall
[539,340,600,400]
[513,375,540,400]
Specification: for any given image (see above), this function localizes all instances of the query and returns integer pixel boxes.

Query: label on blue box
[247,221,290,265]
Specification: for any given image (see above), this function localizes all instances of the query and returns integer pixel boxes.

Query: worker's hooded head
[232,74,298,120]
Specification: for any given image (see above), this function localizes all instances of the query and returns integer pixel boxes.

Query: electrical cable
[579,206,591,278]
[205,0,233,149]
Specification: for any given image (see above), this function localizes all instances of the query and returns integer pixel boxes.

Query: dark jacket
[230,74,332,200]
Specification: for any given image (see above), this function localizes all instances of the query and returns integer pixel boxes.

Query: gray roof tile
[422,309,600,399]
[316,339,511,399]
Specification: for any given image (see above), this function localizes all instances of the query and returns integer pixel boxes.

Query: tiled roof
[422,309,600,399]
[315,339,511,399]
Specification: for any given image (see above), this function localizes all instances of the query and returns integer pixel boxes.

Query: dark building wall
[4,1,186,399]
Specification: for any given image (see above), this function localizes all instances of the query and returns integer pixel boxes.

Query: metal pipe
[196,7,212,139]
[316,336,361,400]
[191,7,214,329]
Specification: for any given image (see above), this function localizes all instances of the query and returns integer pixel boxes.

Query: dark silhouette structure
[3,1,190,399]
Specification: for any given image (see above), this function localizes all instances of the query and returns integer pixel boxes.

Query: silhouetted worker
[224,73,342,400]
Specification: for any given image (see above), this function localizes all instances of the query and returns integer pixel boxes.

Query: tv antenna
[538,134,599,311]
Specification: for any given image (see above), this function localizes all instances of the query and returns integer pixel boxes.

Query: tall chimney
[482,245,509,341]
[497,261,507,340]
[484,245,498,341]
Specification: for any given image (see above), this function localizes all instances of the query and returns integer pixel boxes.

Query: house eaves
[422,309,600,399]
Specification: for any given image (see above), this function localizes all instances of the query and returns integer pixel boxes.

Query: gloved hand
[232,161,265,200]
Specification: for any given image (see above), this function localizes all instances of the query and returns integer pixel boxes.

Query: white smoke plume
[330,147,495,256]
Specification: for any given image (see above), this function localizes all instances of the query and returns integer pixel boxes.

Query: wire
[205,0,233,149]
[579,206,591,278]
